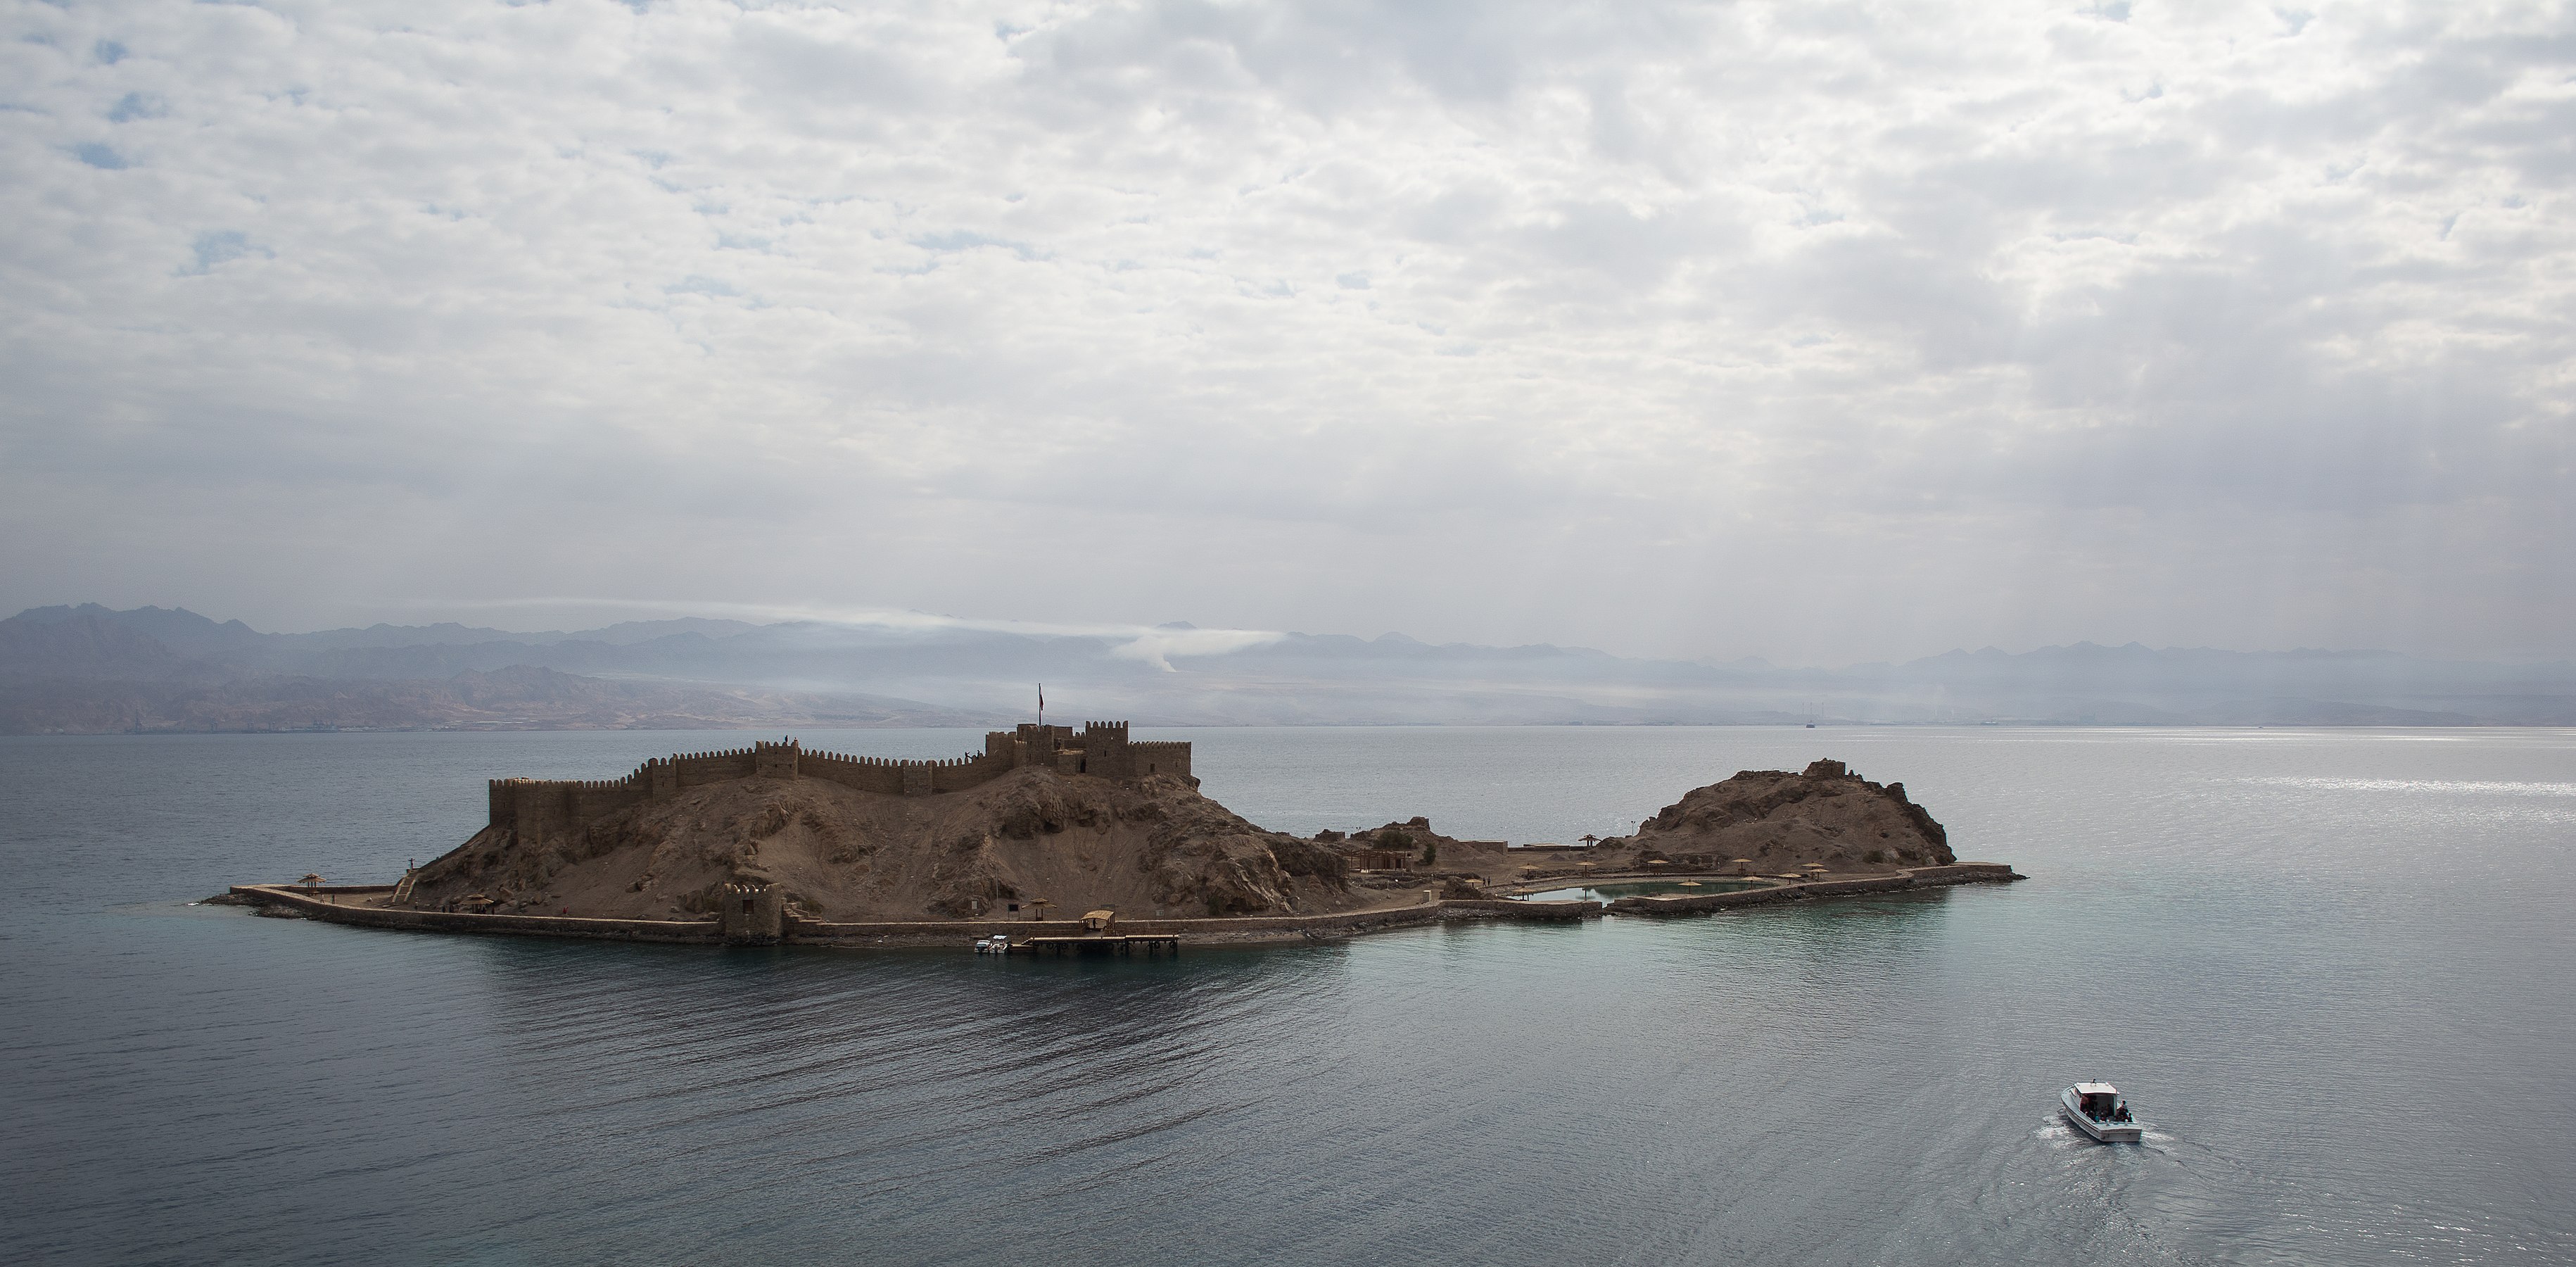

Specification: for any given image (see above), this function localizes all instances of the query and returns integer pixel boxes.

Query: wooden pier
[1020,934,1181,957]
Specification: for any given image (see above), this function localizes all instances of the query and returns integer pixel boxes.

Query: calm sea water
[4,726,2572,1265]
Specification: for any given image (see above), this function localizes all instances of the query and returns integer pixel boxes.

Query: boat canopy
[2074,1083,2119,1095]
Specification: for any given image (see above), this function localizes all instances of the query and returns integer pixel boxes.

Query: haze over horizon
[4,597,2557,672]
[5,1,2569,666]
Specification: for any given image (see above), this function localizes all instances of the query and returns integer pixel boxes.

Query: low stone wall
[796,916,1096,940]
[227,885,1460,946]
[1439,899,1603,921]
[229,885,723,943]
[1604,862,2022,916]
[794,895,1459,943]
[227,864,2015,945]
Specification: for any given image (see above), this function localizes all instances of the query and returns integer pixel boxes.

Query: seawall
[224,864,2019,947]
[225,884,1545,945]
[229,885,729,943]
[1599,863,2023,916]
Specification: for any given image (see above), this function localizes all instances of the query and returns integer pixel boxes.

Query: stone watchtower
[720,881,785,944]
[1081,720,1132,780]
[755,739,800,779]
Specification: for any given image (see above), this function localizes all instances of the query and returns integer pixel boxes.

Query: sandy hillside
[408,766,1380,922]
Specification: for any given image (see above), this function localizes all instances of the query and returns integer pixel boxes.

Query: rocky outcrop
[1276,763,1956,889]
[404,766,1383,923]
[1617,758,1954,874]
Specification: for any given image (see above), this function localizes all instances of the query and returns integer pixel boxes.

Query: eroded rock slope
[407,767,1363,922]
[1618,759,1954,872]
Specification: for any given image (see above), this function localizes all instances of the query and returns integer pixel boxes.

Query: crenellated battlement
[485,721,1191,832]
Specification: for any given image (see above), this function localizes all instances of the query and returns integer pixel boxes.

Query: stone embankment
[223,862,2019,947]
[1593,862,2022,916]
[224,882,1545,945]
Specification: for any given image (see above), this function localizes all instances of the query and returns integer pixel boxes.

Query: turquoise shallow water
[4,726,2572,1265]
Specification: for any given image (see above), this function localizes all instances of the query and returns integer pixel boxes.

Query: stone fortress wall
[486,721,1191,836]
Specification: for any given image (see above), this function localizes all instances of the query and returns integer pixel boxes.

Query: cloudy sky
[3,0,2568,664]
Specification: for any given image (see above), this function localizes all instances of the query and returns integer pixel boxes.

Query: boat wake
[2036,1116,2177,1154]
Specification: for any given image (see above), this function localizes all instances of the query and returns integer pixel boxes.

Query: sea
[4,726,2571,1266]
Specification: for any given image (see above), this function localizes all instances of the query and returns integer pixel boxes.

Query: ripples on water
[4,726,2572,1264]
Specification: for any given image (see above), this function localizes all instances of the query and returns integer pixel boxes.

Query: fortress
[485,721,1191,838]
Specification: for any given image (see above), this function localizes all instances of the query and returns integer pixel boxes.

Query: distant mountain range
[3,603,2570,733]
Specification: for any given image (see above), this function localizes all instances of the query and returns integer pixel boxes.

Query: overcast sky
[2,0,2568,664]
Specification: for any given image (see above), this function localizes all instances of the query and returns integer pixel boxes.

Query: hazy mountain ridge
[0,608,1003,733]
[1,604,2568,732]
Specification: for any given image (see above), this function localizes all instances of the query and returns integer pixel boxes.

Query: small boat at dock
[2061,1081,2141,1142]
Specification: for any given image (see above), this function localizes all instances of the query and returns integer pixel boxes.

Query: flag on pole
[1038,683,1044,719]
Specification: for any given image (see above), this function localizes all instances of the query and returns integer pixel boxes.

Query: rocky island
[228,725,2019,945]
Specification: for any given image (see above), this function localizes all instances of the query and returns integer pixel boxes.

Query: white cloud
[0,0,2566,661]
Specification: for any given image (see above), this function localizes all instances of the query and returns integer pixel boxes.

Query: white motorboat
[2061,1082,2142,1142]
[975,935,1010,954]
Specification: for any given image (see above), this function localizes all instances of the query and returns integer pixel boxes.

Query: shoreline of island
[221,862,2024,948]
[220,724,2023,948]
